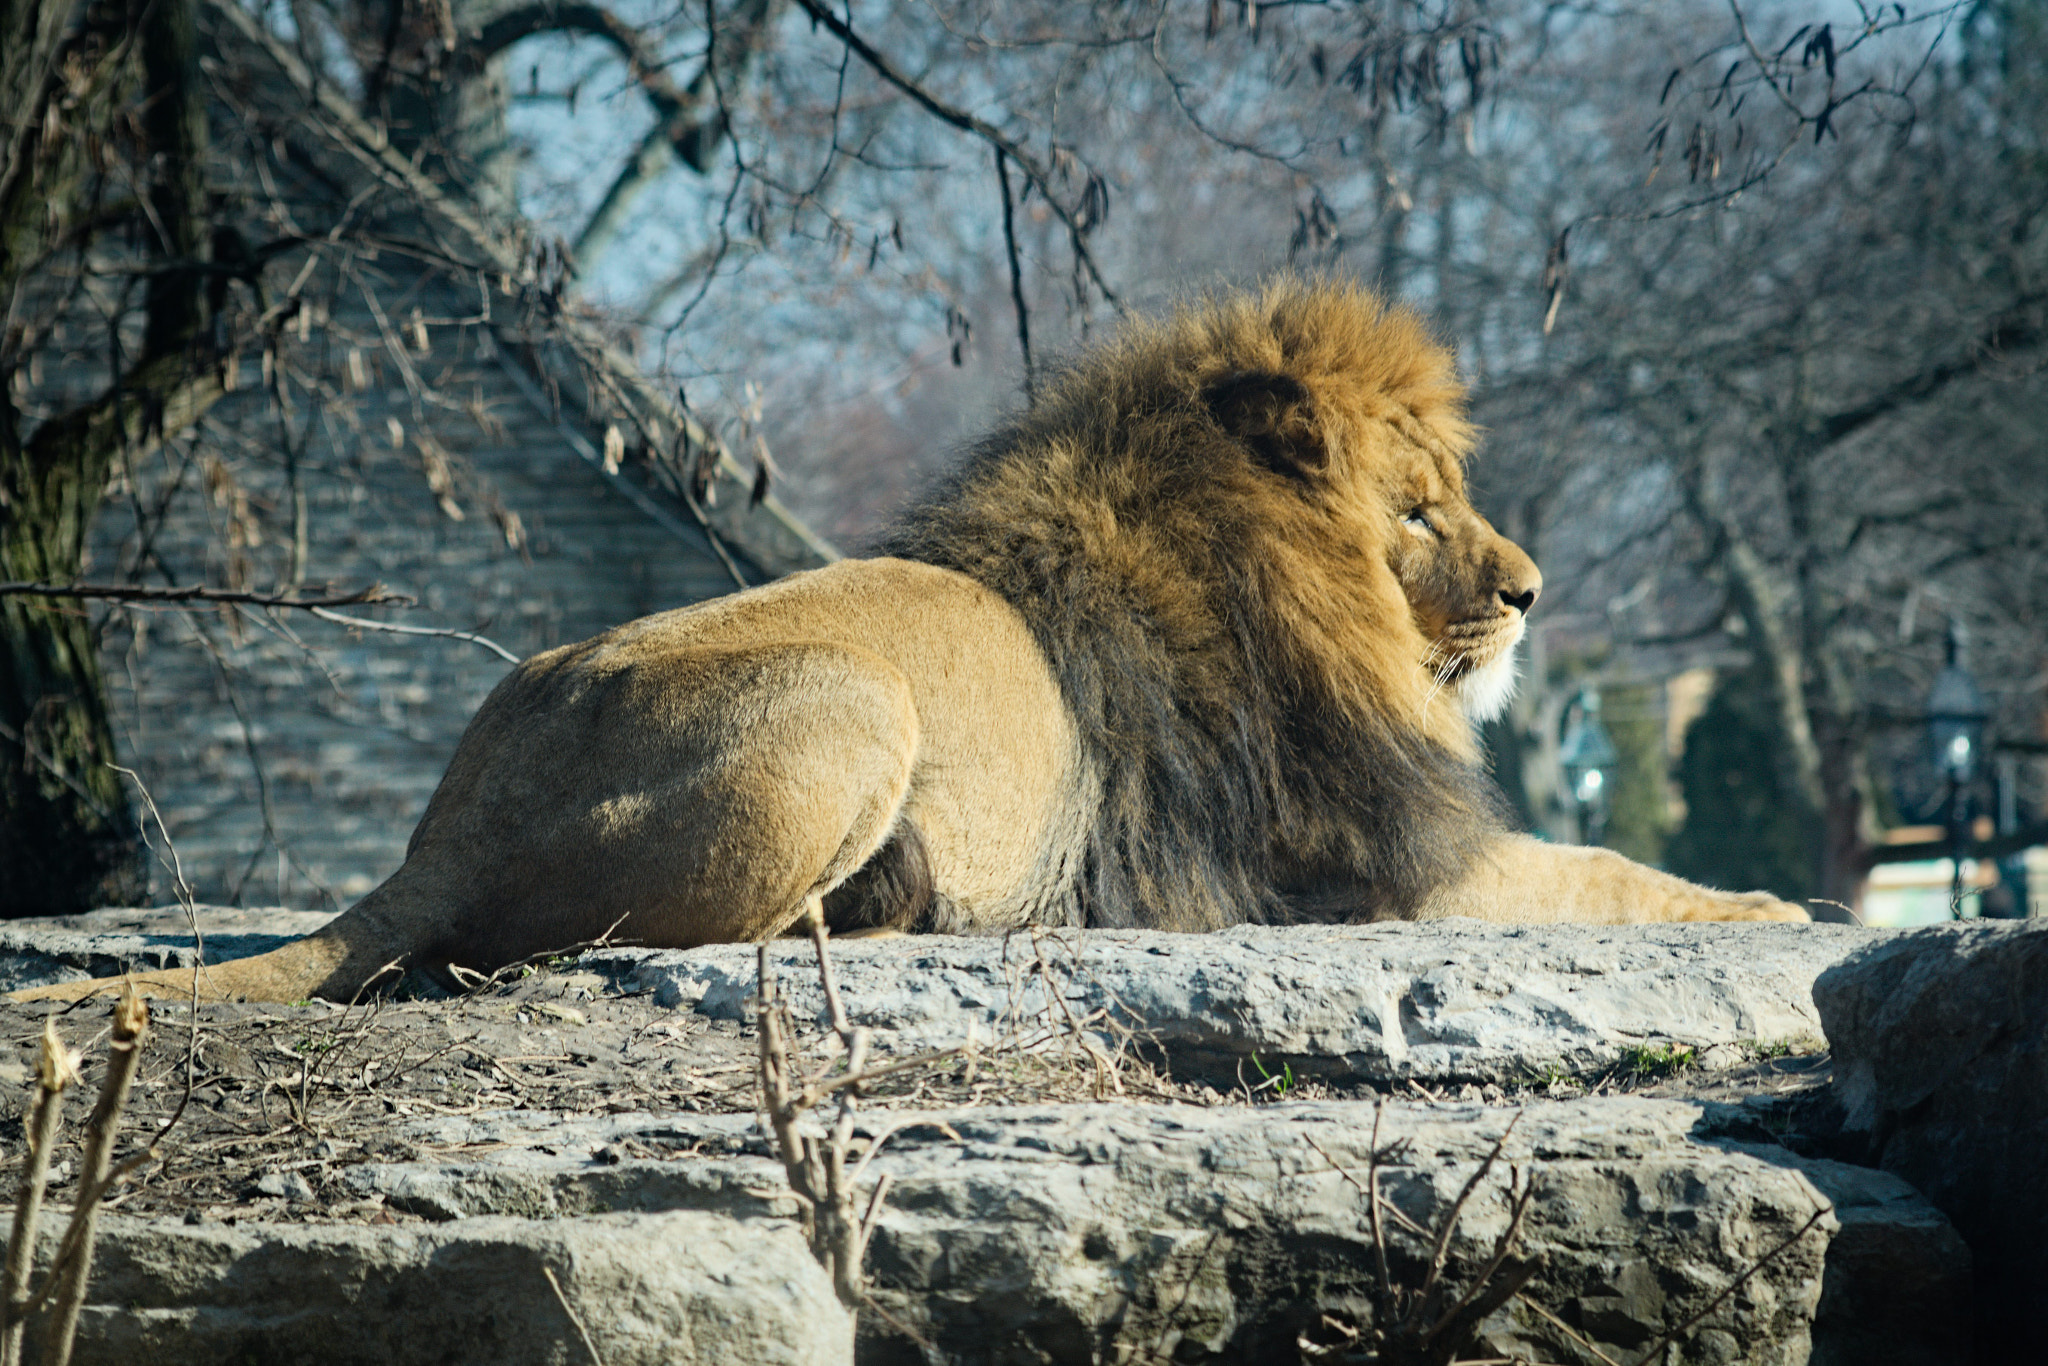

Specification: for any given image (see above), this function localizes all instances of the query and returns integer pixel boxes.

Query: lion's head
[1188,284,1541,749]
[883,277,1519,928]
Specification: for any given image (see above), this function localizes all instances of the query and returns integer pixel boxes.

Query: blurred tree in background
[1598,682,1675,871]
[1664,668,1826,902]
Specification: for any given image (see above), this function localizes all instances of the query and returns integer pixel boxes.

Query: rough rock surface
[0,913,1873,1088]
[1813,918,2047,1362]
[65,1206,850,1365]
[0,910,1974,1365]
[327,1098,1963,1366]
[600,920,1868,1085]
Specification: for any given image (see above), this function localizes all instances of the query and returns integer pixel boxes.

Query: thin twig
[753,908,964,1309]
[1420,1166,1538,1346]
[1304,1110,1536,1362]
[1624,1207,1830,1366]
[995,146,1034,400]
[1514,1294,1626,1366]
[0,580,412,609]
[1409,1112,1526,1336]
[306,606,519,664]
[42,987,150,1366]
[543,1265,607,1366]
[108,765,206,1152]
[787,0,1119,310]
[1367,1107,1390,1291]
[2,1025,79,1364]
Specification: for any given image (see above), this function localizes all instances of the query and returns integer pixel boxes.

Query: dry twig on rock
[543,1264,607,1366]
[1,988,152,1366]
[1300,1109,1539,1366]
[753,903,964,1308]
[1,1025,78,1366]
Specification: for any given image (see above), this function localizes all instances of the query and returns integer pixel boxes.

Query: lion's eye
[1403,509,1439,537]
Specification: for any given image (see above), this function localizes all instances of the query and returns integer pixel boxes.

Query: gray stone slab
[63,1209,849,1366]
[329,1097,1961,1366]
[595,919,1875,1085]
[0,914,1871,1087]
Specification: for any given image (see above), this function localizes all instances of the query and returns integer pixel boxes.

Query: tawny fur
[14,279,1805,1006]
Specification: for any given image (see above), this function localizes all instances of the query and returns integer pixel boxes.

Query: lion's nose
[1500,584,1539,615]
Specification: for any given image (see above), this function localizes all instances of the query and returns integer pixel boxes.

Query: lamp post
[1559,686,1619,847]
[1927,623,1990,918]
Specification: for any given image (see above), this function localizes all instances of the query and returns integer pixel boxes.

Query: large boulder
[0,911,1874,1089]
[65,1210,850,1366]
[1813,918,2048,1362]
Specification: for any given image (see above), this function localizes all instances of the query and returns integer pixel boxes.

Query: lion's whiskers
[1420,642,1468,726]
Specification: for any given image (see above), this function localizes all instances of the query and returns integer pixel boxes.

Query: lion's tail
[8,880,426,1006]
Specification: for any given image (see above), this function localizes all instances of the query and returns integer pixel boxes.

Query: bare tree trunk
[1814,724,1870,913]
[0,0,220,912]
[1718,538,1826,811]
[1678,452,1836,899]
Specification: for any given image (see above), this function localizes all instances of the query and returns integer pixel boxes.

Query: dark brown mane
[877,279,1504,931]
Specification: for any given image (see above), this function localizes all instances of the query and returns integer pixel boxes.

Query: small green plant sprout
[1518,1062,1581,1095]
[1618,1042,1697,1081]
[1247,1052,1295,1099]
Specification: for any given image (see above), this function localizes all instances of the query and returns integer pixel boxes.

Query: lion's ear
[1202,370,1326,478]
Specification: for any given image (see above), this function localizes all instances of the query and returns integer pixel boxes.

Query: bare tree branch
[787,0,1120,310]
[0,581,413,609]
[995,146,1034,400]
[480,0,784,267]
[1813,297,2047,449]
[306,607,520,665]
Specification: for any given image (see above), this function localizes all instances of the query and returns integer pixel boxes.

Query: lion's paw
[1678,890,1810,924]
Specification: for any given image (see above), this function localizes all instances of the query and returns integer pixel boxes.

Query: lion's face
[1384,452,1541,724]
[1201,362,1541,729]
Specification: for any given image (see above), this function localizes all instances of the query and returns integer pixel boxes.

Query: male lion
[16,279,1804,1005]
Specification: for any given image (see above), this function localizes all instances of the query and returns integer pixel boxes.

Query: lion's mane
[877,279,1503,933]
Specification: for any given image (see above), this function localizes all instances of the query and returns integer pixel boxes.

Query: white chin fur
[1456,644,1521,725]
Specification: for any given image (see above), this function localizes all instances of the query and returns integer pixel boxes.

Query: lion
[14,279,1804,1005]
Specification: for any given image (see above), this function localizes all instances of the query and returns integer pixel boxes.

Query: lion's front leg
[1419,834,1809,924]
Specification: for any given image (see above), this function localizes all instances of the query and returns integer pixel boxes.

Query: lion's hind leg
[399,639,925,966]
